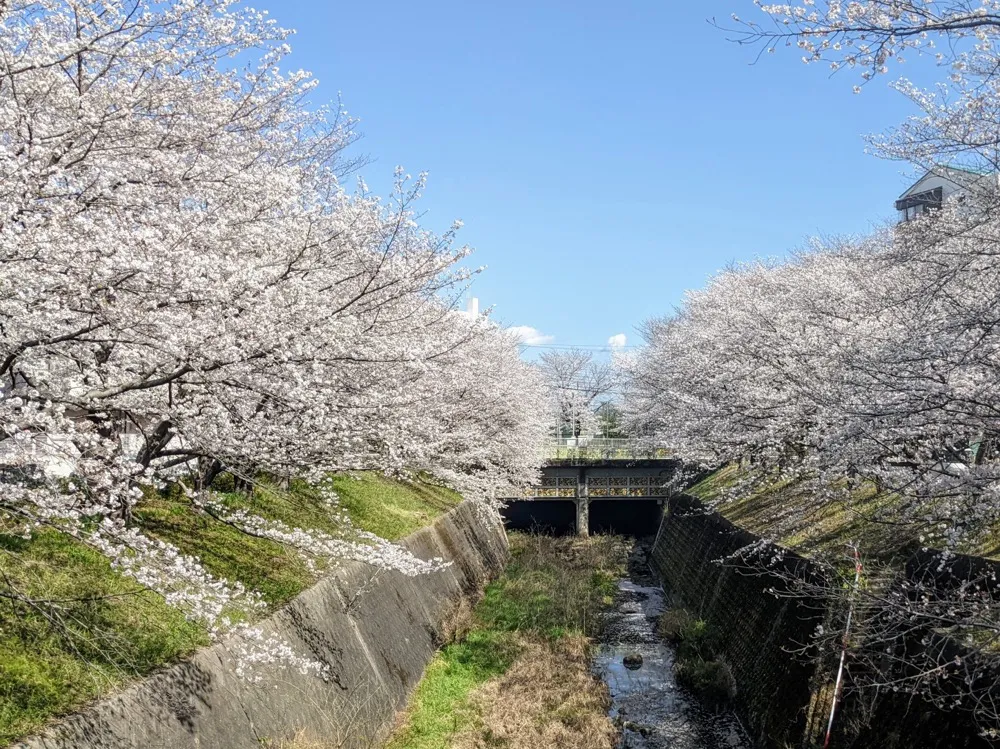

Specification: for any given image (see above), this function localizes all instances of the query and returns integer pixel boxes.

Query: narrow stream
[592,540,750,749]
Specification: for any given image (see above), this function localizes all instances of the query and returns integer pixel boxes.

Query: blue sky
[261,0,923,351]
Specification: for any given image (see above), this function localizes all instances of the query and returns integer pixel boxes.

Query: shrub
[675,658,737,708]
[661,609,736,709]
[658,609,694,643]
[675,617,720,662]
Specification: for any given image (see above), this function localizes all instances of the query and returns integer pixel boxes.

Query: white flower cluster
[198,497,448,576]
[87,520,264,628]
[621,194,1000,546]
[0,0,550,681]
[745,1,1000,82]
[226,623,331,683]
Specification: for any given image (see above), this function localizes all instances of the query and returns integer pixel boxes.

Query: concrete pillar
[576,467,589,537]
[576,498,589,537]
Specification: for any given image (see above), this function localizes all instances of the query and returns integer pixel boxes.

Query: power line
[518,343,640,350]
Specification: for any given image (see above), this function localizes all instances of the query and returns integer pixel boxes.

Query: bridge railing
[544,437,671,462]
[522,474,674,499]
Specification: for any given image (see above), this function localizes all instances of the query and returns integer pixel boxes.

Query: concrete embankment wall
[650,494,827,748]
[15,501,508,749]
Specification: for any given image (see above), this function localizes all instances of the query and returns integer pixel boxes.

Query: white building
[895,166,999,222]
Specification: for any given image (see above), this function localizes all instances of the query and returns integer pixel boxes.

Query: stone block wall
[832,549,1000,749]
[650,494,826,748]
[651,494,1000,749]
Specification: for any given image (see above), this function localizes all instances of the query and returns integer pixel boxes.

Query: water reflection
[593,545,749,749]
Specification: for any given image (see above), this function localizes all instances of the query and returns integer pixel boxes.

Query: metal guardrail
[524,474,673,499]
[544,438,671,462]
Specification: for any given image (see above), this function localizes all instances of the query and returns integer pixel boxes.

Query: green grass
[328,473,461,541]
[687,463,744,503]
[687,464,923,563]
[384,630,518,749]
[0,472,460,745]
[690,465,1000,563]
[475,534,623,639]
[385,533,627,749]
[136,473,460,607]
[0,529,207,744]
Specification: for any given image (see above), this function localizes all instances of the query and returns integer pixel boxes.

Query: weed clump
[660,609,737,708]
[675,658,737,709]
[657,609,694,643]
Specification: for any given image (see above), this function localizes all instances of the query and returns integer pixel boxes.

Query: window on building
[895,187,944,223]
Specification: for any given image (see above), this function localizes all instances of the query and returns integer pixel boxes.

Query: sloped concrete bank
[14,501,508,749]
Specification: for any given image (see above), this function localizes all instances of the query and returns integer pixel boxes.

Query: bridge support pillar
[575,498,589,537]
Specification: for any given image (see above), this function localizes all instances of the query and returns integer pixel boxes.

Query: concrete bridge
[503,439,681,536]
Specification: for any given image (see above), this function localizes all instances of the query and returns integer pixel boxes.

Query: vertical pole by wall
[651,497,666,549]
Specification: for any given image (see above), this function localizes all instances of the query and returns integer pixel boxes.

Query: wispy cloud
[509,325,555,346]
[608,333,627,349]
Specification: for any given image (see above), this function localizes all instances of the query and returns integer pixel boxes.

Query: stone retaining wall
[650,494,826,748]
[832,548,1000,749]
[651,493,1000,748]
[15,501,508,749]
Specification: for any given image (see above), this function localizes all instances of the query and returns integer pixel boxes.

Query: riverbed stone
[623,652,643,669]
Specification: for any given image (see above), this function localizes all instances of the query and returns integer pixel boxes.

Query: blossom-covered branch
[0,0,550,677]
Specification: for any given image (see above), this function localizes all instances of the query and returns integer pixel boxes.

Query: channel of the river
[592,541,750,749]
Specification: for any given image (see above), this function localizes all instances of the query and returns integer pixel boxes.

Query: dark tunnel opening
[501,499,666,537]
[587,499,664,537]
[501,500,577,536]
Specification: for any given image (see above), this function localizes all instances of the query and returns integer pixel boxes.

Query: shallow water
[592,543,750,749]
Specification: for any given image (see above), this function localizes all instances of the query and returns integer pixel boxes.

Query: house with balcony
[895,165,999,222]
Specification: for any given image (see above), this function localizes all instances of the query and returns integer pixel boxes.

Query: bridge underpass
[501,441,680,536]
[501,497,666,536]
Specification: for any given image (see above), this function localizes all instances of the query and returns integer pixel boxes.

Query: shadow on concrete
[588,499,663,536]
[501,500,576,536]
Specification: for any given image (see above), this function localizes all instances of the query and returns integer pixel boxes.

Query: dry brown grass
[271,731,333,749]
[435,595,476,647]
[452,634,617,749]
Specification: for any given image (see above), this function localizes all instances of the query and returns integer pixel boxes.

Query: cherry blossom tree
[537,349,617,439]
[620,203,1000,725]
[707,1,1000,527]
[0,0,549,674]
[621,191,1000,727]
[732,2,1000,81]
[731,2,1000,173]
[622,1,1000,732]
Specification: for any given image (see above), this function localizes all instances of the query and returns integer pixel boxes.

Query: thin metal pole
[824,545,863,749]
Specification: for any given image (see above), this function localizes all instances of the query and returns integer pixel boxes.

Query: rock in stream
[592,540,750,749]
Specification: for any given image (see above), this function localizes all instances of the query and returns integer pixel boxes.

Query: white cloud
[508,325,555,346]
[608,333,628,349]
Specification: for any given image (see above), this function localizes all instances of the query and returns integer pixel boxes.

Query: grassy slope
[384,533,625,749]
[688,464,1000,563]
[687,464,923,563]
[0,473,460,745]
